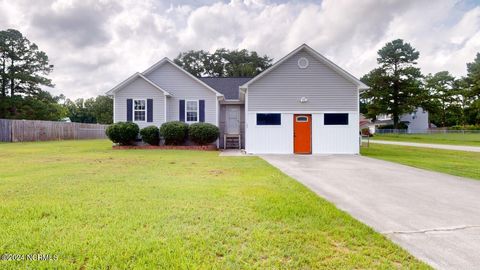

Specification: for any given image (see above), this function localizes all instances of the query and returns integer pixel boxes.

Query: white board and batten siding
[245,113,293,154]
[312,113,359,154]
[245,48,360,154]
[144,62,218,125]
[113,77,165,129]
[245,112,358,154]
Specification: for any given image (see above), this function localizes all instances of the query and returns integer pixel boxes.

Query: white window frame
[185,100,199,123]
[133,99,147,122]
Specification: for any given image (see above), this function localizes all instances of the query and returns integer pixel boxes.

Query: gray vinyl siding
[145,62,218,125]
[247,49,358,112]
[114,77,165,129]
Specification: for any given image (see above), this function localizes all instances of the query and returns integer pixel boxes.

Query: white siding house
[400,108,429,133]
[106,44,368,154]
[241,44,368,154]
[375,107,429,133]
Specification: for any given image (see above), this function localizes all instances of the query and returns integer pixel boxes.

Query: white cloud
[0,0,478,99]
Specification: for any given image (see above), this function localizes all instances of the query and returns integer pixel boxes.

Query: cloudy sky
[1,0,479,99]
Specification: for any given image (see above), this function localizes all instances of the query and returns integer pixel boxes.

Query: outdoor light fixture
[300,97,308,103]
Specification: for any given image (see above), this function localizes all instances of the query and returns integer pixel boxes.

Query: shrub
[140,126,160,145]
[361,128,372,136]
[448,125,480,130]
[159,121,188,145]
[105,122,139,145]
[188,122,220,145]
[377,122,408,130]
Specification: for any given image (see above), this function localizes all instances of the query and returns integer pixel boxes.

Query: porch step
[225,135,241,149]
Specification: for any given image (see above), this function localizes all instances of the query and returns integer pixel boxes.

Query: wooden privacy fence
[0,119,109,142]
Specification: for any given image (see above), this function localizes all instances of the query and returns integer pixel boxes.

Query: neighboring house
[106,44,368,154]
[401,108,429,133]
[359,114,375,134]
[374,108,429,133]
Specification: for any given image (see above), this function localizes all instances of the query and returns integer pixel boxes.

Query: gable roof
[142,57,224,97]
[240,44,369,90]
[106,72,172,96]
[198,77,252,100]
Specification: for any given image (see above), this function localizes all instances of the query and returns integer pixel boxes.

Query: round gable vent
[297,57,309,69]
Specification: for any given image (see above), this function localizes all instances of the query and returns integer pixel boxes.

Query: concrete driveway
[261,154,480,270]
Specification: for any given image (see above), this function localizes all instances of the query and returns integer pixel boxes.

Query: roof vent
[298,57,309,69]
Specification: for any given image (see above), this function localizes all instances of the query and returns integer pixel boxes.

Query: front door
[226,106,241,134]
[294,114,312,154]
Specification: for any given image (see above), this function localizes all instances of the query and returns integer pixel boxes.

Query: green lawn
[0,140,427,269]
[371,133,480,146]
[361,144,480,180]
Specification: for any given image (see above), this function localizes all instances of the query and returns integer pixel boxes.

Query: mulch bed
[112,145,217,151]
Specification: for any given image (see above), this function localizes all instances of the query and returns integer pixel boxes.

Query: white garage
[241,44,368,154]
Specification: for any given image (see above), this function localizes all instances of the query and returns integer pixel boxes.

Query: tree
[0,29,53,97]
[424,71,456,127]
[0,90,66,120]
[64,95,113,124]
[0,29,63,120]
[174,48,272,77]
[361,39,425,128]
[64,98,93,123]
[173,50,209,77]
[88,95,113,124]
[466,53,480,97]
[463,53,480,125]
[450,77,473,126]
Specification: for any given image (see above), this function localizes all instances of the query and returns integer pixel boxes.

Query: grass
[361,144,480,180]
[0,140,428,269]
[371,133,480,146]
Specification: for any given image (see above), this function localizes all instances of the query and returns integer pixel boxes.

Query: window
[133,99,146,121]
[324,113,348,125]
[296,116,308,122]
[257,113,281,125]
[186,100,198,123]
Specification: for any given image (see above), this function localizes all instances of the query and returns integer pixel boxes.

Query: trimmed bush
[188,122,219,145]
[448,125,480,130]
[377,122,408,130]
[361,127,372,136]
[105,122,139,145]
[159,121,188,145]
[140,126,160,145]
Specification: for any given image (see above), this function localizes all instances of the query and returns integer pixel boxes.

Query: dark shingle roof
[198,77,252,100]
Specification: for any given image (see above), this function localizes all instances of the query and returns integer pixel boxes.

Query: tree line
[0,29,113,124]
[173,49,272,77]
[361,39,480,128]
[2,28,479,128]
[0,29,272,124]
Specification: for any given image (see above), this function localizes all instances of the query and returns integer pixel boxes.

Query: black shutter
[126,99,133,122]
[147,99,153,122]
[199,100,205,122]
[179,100,185,122]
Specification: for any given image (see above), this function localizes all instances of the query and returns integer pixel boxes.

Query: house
[106,44,368,154]
[374,108,429,133]
[359,114,375,135]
